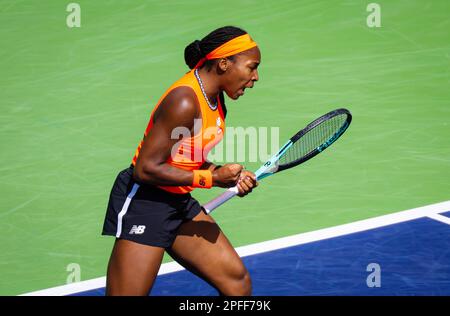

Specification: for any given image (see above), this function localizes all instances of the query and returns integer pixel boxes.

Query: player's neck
[197,68,220,100]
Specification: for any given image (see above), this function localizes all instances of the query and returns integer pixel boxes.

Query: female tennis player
[102,26,260,296]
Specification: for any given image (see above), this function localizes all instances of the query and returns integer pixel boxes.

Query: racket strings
[279,114,347,166]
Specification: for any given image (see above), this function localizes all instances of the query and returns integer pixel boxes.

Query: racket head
[277,108,352,172]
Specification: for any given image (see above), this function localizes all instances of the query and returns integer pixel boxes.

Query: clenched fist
[236,170,258,197]
[212,164,243,188]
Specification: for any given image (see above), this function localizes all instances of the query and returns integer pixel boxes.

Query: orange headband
[194,34,258,69]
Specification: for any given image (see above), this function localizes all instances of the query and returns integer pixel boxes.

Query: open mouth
[237,82,252,97]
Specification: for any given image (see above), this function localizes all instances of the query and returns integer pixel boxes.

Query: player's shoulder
[154,86,199,125]
[163,86,199,114]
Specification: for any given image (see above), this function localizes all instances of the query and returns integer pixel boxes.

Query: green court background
[0,0,449,295]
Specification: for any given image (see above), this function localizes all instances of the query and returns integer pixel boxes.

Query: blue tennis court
[71,206,450,296]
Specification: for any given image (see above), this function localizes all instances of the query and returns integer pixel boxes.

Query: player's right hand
[212,164,243,188]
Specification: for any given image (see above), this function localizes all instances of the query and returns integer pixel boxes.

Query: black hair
[184,26,247,70]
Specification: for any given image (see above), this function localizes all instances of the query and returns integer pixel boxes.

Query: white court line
[21,200,450,296]
[427,213,450,226]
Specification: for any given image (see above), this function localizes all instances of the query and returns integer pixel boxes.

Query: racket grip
[202,186,239,214]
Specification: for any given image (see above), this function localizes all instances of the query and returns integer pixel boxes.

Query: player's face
[222,47,261,100]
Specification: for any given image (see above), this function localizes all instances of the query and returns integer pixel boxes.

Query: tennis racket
[202,108,352,214]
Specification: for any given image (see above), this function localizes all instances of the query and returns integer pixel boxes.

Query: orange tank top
[131,69,226,194]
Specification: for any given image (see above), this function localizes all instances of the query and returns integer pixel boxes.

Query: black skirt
[102,166,202,248]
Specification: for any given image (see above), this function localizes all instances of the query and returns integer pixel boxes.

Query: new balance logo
[199,175,206,186]
[129,225,146,235]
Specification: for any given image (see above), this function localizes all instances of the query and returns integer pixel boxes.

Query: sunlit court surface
[1,0,449,299]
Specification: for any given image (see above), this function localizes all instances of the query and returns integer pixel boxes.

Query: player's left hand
[236,169,258,197]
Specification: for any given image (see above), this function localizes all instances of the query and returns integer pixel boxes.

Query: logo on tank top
[216,117,222,134]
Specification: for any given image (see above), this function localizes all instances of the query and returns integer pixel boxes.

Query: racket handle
[202,186,239,214]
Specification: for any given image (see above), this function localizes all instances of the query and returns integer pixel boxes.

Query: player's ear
[217,58,229,72]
